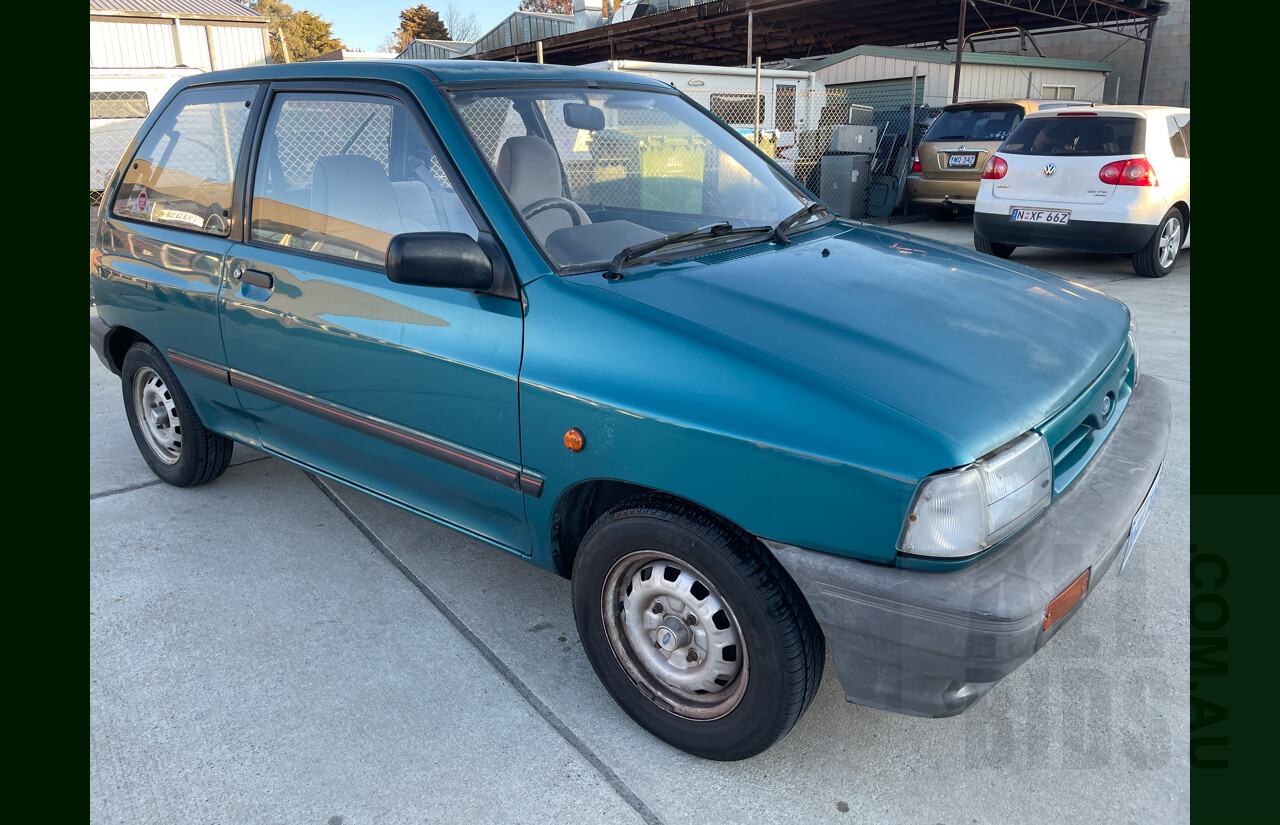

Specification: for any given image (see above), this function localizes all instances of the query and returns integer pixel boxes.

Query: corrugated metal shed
[398,40,473,61]
[790,45,1113,107]
[469,12,575,56]
[90,0,269,69]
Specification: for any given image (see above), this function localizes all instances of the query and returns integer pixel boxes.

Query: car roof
[1023,104,1190,120]
[942,99,1037,110]
[168,59,674,91]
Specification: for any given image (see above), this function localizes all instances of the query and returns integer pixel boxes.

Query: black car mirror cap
[386,232,494,291]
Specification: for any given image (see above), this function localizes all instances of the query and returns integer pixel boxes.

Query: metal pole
[746,11,753,68]
[537,41,544,64]
[1137,19,1155,104]
[754,56,762,145]
[278,28,292,63]
[951,0,968,103]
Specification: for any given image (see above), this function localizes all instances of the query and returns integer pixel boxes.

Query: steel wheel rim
[1157,217,1182,269]
[601,550,748,720]
[132,366,182,465]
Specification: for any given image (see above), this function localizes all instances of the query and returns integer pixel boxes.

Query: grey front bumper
[90,314,117,374]
[762,377,1171,718]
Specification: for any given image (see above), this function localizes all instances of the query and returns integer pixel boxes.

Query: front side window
[249,92,477,266]
[112,85,255,236]
[450,86,815,271]
[1001,115,1144,157]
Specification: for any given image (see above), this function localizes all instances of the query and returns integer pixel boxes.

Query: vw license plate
[948,154,977,168]
[1119,468,1161,575]
[1011,208,1070,224]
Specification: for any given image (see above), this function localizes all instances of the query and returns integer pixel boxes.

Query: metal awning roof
[89,0,266,22]
[471,0,1166,67]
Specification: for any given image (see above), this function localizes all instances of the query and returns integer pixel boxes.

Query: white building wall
[956,65,1109,103]
[91,20,177,67]
[208,25,268,70]
[90,19,267,70]
[177,24,213,70]
[816,54,1107,107]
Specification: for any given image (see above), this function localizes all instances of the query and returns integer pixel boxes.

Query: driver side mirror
[386,232,493,291]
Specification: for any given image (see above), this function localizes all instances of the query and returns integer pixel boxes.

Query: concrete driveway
[90,219,1190,824]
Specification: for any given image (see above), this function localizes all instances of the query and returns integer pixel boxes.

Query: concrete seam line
[90,478,164,500]
[306,472,667,825]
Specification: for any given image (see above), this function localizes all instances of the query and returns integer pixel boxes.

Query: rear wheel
[974,232,1016,259]
[572,495,824,761]
[1132,208,1184,277]
[121,342,233,487]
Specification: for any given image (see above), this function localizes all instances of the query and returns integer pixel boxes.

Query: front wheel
[974,232,1016,259]
[572,495,824,760]
[121,342,233,487]
[1132,208,1184,277]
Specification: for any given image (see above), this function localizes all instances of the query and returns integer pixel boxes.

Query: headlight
[898,432,1052,558]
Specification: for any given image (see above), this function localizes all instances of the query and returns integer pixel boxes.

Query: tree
[518,0,575,13]
[248,0,345,62]
[442,4,483,43]
[399,5,450,41]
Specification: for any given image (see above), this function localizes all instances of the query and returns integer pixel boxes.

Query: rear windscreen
[1001,116,1145,156]
[923,106,1023,142]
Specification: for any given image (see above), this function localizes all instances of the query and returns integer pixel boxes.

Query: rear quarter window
[112,84,256,236]
[923,106,1023,142]
[1001,116,1145,156]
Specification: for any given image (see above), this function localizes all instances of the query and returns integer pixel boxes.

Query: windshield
[448,86,821,271]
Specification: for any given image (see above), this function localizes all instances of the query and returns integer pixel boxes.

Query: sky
[293,1,540,52]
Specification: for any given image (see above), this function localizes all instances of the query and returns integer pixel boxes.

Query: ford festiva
[973,105,1191,277]
[91,61,1170,761]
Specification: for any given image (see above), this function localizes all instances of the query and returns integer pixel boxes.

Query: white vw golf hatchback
[973,105,1190,277]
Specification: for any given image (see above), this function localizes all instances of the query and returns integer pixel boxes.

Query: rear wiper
[605,222,772,280]
[933,134,969,140]
[772,202,831,244]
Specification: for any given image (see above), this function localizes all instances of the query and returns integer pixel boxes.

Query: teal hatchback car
[91,61,1170,761]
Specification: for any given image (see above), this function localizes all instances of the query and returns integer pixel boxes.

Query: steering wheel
[521,197,589,227]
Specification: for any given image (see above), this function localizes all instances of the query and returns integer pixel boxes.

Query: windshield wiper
[772,202,831,244]
[605,222,772,280]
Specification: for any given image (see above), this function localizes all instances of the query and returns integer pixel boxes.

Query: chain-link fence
[91,91,152,207]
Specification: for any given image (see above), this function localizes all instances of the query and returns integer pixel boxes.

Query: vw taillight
[1099,158,1158,186]
[981,156,1008,180]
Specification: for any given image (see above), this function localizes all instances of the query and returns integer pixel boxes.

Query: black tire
[928,206,959,222]
[974,232,1016,259]
[1132,208,1184,278]
[121,342,233,487]
[572,494,824,760]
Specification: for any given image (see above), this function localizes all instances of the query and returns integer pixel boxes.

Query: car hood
[589,222,1131,459]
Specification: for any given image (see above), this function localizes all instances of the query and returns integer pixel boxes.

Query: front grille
[1042,342,1136,497]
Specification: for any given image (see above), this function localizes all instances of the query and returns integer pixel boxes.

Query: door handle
[234,268,274,290]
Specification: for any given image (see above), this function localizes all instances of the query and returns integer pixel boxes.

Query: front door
[220,85,530,552]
